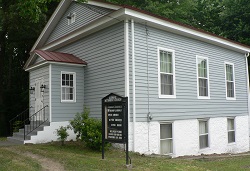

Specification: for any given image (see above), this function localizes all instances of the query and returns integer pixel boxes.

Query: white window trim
[224,62,236,100]
[196,55,210,99]
[198,119,210,150]
[227,117,236,144]
[67,12,76,25]
[158,47,176,98]
[61,71,76,103]
[159,122,174,155]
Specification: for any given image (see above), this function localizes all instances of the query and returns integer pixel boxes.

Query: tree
[220,0,250,45]
[107,0,196,25]
[0,0,59,136]
[191,0,224,35]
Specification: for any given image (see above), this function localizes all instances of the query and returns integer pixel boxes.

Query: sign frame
[102,93,129,165]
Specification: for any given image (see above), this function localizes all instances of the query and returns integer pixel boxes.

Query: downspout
[124,19,130,149]
[131,19,136,151]
[49,64,52,122]
[245,52,250,134]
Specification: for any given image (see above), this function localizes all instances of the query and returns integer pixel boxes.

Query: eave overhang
[25,50,87,71]
[31,0,250,58]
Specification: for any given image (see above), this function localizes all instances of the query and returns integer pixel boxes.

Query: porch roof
[34,50,87,65]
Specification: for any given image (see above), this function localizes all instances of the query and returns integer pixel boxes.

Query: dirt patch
[4,148,65,171]
[24,152,65,171]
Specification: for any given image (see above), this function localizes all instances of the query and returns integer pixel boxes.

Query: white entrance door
[35,78,44,115]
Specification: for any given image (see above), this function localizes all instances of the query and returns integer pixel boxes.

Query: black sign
[102,93,128,143]
[102,93,129,165]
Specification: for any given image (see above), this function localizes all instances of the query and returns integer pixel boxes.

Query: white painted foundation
[130,115,249,157]
[24,121,76,144]
[24,116,249,157]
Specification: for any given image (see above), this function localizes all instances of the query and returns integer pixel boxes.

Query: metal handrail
[24,105,49,140]
[9,107,30,136]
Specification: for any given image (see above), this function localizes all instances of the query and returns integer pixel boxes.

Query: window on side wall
[199,120,209,149]
[197,56,210,99]
[158,47,175,98]
[225,62,235,99]
[227,118,235,143]
[61,72,76,102]
[160,123,173,155]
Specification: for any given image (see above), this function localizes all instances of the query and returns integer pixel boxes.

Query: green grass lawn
[1,141,250,171]
[0,137,7,141]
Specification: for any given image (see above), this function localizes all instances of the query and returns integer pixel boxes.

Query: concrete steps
[7,122,50,144]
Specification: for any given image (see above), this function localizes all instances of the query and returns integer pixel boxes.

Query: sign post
[102,93,128,165]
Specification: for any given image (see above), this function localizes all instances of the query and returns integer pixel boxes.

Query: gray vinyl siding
[133,23,248,122]
[57,22,125,119]
[51,64,84,122]
[34,56,44,64]
[29,65,50,120]
[46,2,114,44]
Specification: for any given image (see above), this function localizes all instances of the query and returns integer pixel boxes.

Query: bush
[13,121,23,132]
[70,107,109,151]
[56,126,69,146]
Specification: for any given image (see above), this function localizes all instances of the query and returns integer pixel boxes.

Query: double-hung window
[227,118,235,143]
[160,123,173,154]
[61,72,76,102]
[225,63,235,99]
[158,47,175,98]
[197,56,210,99]
[199,120,209,149]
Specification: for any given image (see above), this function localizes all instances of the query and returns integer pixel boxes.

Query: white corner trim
[224,62,236,100]
[49,64,52,122]
[124,20,129,97]
[124,19,130,147]
[157,47,176,98]
[131,19,136,151]
[196,55,210,99]
[246,57,250,117]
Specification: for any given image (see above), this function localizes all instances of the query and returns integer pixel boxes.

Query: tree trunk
[0,32,6,136]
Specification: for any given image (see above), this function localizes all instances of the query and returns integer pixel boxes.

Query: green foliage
[13,121,23,132]
[56,126,69,146]
[69,108,89,140]
[70,108,108,151]
[0,0,59,137]
[220,0,250,45]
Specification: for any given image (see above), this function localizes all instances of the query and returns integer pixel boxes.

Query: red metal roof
[34,50,87,65]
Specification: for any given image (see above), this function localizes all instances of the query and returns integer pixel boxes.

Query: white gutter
[131,19,136,151]
[25,61,86,71]
[124,19,130,150]
[49,64,52,122]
